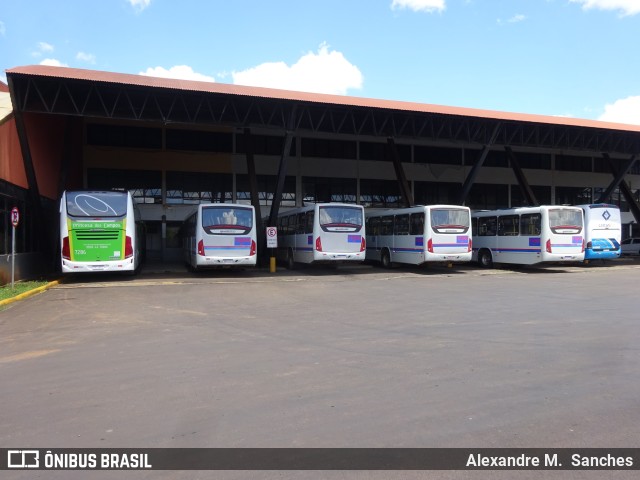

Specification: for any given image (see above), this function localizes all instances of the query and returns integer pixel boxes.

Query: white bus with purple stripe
[365,205,472,268]
[471,205,585,267]
[183,203,257,270]
[276,203,366,268]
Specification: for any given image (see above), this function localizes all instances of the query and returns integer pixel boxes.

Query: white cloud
[0,21,6,36]
[39,58,68,67]
[599,95,640,125]
[139,65,215,83]
[32,42,54,57]
[128,0,151,13]
[76,52,96,64]
[497,13,527,25]
[38,41,54,52]
[569,0,640,16]
[231,44,363,95]
[391,0,446,13]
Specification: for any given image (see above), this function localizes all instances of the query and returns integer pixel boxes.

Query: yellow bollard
[270,256,276,273]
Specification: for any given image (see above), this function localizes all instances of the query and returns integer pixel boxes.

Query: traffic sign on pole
[266,226,278,248]
[11,207,20,289]
[11,207,20,227]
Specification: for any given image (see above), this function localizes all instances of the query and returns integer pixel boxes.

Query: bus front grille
[75,232,121,240]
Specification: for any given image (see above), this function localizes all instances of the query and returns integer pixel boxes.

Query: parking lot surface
[1,261,639,479]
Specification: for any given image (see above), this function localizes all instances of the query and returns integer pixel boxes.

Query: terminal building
[1,65,639,282]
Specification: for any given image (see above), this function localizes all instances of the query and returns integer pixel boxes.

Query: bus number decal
[529,238,541,247]
[347,235,361,243]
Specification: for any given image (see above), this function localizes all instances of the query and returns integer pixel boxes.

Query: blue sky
[1,0,640,124]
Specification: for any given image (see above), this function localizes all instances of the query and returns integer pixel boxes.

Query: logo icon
[7,450,40,468]
[602,210,611,221]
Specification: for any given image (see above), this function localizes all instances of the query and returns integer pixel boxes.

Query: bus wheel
[381,249,392,269]
[286,249,295,270]
[479,249,493,268]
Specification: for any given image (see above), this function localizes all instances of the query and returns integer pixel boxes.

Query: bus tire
[478,249,493,268]
[381,249,392,269]
[286,248,295,270]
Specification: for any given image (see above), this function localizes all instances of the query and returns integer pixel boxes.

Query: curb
[0,279,62,308]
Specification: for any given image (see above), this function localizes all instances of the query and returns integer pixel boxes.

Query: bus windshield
[202,206,253,235]
[66,191,128,218]
[319,206,363,232]
[549,209,583,234]
[431,208,470,233]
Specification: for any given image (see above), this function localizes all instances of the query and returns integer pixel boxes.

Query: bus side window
[472,218,477,237]
[394,214,410,235]
[498,215,519,236]
[520,213,541,236]
[381,216,393,235]
[286,215,294,235]
[296,213,305,234]
[479,216,497,236]
[368,217,380,236]
[410,213,424,235]
[305,211,314,234]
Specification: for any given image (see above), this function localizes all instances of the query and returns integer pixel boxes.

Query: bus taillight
[582,238,585,253]
[427,238,434,253]
[546,239,552,253]
[198,239,205,256]
[360,237,366,252]
[125,236,133,258]
[315,237,323,252]
[62,236,70,259]
[250,240,257,256]
[468,238,472,253]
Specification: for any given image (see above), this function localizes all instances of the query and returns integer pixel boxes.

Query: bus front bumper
[313,251,366,262]
[197,255,257,267]
[62,258,135,273]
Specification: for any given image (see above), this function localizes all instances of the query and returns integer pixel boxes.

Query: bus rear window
[431,208,470,234]
[319,206,363,232]
[202,206,253,235]
[549,209,583,234]
[66,191,128,217]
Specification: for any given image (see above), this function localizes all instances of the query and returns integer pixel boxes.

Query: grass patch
[0,280,49,302]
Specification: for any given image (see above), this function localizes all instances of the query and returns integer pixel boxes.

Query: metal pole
[11,224,16,289]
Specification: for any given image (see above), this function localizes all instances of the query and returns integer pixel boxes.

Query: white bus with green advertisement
[60,190,145,274]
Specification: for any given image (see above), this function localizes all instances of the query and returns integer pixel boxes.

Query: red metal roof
[0,81,9,93]
[6,64,640,133]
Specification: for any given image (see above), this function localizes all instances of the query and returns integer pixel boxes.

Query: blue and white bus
[365,205,472,268]
[183,203,257,270]
[577,204,621,260]
[60,190,145,274]
[276,203,366,268]
[472,205,585,267]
